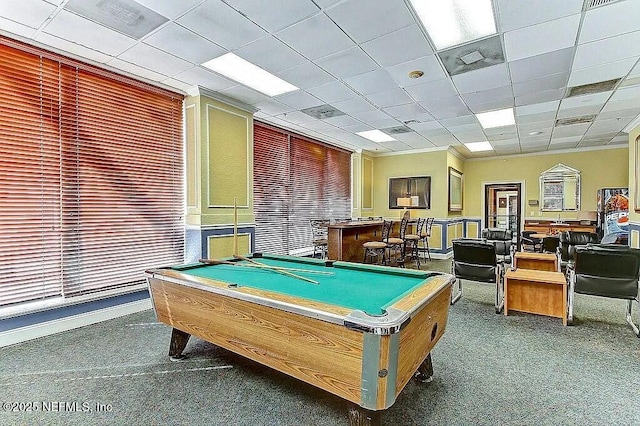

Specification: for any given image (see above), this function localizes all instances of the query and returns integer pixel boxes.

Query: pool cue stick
[198,258,333,275]
[233,255,319,285]
[232,197,238,257]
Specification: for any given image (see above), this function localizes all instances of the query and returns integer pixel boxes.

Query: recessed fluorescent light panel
[476,108,515,129]
[465,141,493,152]
[410,0,497,50]
[356,130,396,142]
[202,53,298,97]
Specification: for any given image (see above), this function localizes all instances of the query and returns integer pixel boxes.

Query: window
[0,37,184,316]
[539,164,580,212]
[253,122,351,255]
[388,176,431,209]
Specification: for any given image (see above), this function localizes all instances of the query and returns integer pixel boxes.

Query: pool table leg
[414,353,434,383]
[169,328,190,361]
[347,404,381,426]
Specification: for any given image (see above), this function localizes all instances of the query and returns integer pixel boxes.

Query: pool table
[146,253,453,425]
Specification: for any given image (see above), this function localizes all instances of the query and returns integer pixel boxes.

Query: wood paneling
[504,269,567,325]
[150,279,365,404]
[514,252,558,271]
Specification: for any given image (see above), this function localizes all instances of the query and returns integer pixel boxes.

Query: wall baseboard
[0,299,151,348]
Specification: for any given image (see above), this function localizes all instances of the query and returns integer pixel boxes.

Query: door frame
[482,180,526,245]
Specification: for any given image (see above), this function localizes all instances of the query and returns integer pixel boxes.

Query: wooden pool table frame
[146,254,453,425]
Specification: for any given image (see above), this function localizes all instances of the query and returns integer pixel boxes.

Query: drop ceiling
[1,0,639,157]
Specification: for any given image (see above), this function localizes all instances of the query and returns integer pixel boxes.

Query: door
[485,183,522,249]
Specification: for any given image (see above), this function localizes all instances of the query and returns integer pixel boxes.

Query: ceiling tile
[569,57,636,88]
[219,85,271,105]
[508,47,574,84]
[375,140,414,152]
[451,130,486,143]
[515,88,565,107]
[516,111,557,125]
[43,9,136,56]
[409,120,445,133]
[253,100,296,116]
[234,36,307,74]
[452,64,510,93]
[224,0,318,32]
[274,110,317,125]
[420,96,471,120]
[504,14,580,62]
[331,97,377,114]
[35,32,113,64]
[404,78,458,102]
[173,66,236,90]
[382,103,429,121]
[133,0,202,19]
[460,85,513,108]
[177,0,266,50]
[573,30,640,69]
[385,55,447,88]
[513,73,568,97]
[350,109,392,124]
[344,69,399,95]
[274,90,323,109]
[144,23,225,64]
[560,91,611,109]
[557,105,602,119]
[367,88,413,108]
[277,62,334,89]
[426,133,459,146]
[106,57,168,82]
[323,115,362,127]
[275,13,353,60]
[360,25,433,68]
[496,0,583,32]
[609,84,640,102]
[0,0,57,28]
[0,16,37,38]
[315,46,378,79]
[552,122,590,138]
[117,43,194,76]
[516,100,561,116]
[579,0,640,44]
[305,81,358,104]
[324,0,414,43]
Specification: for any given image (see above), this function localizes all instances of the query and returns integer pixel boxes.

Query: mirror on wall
[539,163,580,211]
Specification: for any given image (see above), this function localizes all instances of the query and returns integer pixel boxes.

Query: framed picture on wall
[448,167,463,212]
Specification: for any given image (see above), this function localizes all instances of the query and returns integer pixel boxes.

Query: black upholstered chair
[542,236,560,254]
[451,238,504,313]
[521,230,542,252]
[557,231,600,272]
[482,228,515,265]
[568,244,640,336]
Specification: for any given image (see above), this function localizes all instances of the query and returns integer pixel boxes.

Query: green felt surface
[175,255,431,315]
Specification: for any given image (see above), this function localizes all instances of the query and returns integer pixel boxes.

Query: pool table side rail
[145,267,453,335]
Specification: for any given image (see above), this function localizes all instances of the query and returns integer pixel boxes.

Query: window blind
[0,38,184,312]
[253,122,351,255]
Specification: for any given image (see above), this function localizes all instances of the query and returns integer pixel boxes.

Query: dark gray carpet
[1,259,639,425]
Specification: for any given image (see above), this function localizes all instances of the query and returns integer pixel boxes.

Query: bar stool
[363,220,392,265]
[419,217,434,261]
[404,217,425,269]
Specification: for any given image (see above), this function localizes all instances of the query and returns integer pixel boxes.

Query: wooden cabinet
[524,220,596,234]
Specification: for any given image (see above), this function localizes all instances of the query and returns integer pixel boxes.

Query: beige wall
[371,149,451,218]
[463,147,629,220]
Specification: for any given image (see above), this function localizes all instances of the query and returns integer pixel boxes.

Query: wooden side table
[504,269,567,325]
[514,252,558,271]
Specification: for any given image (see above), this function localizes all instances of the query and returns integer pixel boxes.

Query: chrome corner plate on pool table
[146,253,454,425]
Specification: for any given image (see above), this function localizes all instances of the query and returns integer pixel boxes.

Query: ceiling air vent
[301,104,345,119]
[383,125,413,135]
[566,78,620,97]
[583,0,624,10]
[555,115,596,126]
